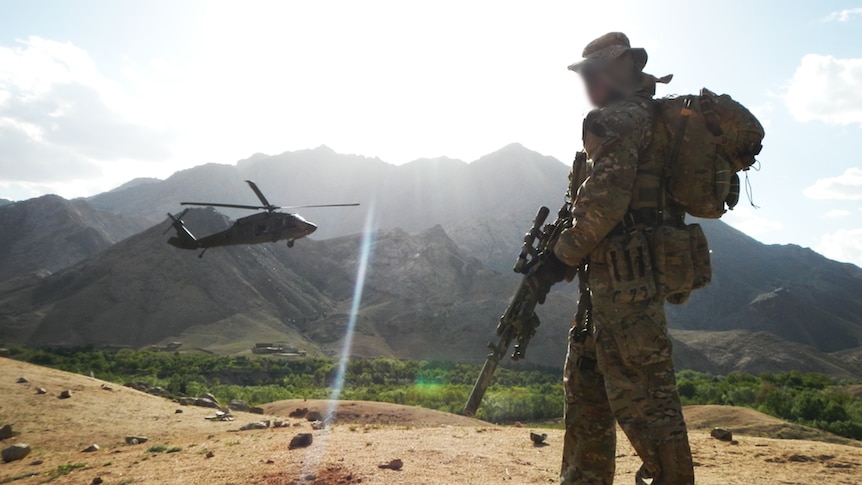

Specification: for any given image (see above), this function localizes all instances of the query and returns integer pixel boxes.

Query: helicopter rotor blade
[245,180,273,208]
[279,203,361,210]
[180,202,265,210]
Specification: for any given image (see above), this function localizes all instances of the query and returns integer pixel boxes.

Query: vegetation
[7,347,862,440]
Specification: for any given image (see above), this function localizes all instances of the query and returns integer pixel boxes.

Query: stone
[710,427,733,442]
[2,443,31,463]
[289,433,313,450]
[16,377,28,384]
[0,348,10,358]
[175,409,183,414]
[0,424,12,440]
[100,384,113,391]
[195,397,220,409]
[205,450,214,458]
[83,444,100,452]
[250,406,265,415]
[288,407,308,418]
[58,390,72,399]
[91,478,104,485]
[125,436,148,445]
[29,460,43,466]
[36,388,47,395]
[228,399,251,412]
[530,432,548,445]
[199,393,220,406]
[273,420,286,428]
[240,422,268,431]
[305,411,323,422]
[378,458,404,470]
[311,420,325,430]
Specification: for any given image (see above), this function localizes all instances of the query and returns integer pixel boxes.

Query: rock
[16,377,28,384]
[175,409,183,414]
[195,397,220,409]
[199,393,220,406]
[250,406,265,415]
[91,478,104,485]
[58,390,72,399]
[710,428,733,442]
[0,348,10,358]
[2,443,31,463]
[530,432,548,445]
[124,382,149,392]
[378,458,404,470]
[288,407,308,418]
[100,384,113,391]
[310,420,326,430]
[147,386,170,397]
[29,460,43,466]
[205,450,214,458]
[228,399,251,412]
[36,388,47,395]
[292,422,302,427]
[83,444,100,452]
[289,433,313,450]
[239,422,268,431]
[125,436,148,445]
[273,420,287,428]
[0,424,12,440]
[305,411,323,422]
[513,421,523,428]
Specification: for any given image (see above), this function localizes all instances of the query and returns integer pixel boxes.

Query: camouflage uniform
[553,33,694,485]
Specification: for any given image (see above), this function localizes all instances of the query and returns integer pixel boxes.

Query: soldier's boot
[561,331,616,485]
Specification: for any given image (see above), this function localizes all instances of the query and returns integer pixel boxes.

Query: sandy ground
[1,358,861,484]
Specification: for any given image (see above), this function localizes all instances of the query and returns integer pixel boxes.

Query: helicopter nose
[304,221,317,235]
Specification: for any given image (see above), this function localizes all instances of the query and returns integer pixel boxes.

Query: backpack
[655,88,765,219]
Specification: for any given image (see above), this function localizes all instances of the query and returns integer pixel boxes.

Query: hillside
[2,359,862,485]
[0,195,150,283]
[0,209,577,366]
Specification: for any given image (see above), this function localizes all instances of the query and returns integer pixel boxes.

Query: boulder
[250,406,265,415]
[288,407,308,418]
[125,436,148,445]
[239,422,268,431]
[36,388,47,395]
[2,443,31,463]
[227,400,251,412]
[82,444,100,452]
[195,397,220,409]
[199,393,220,406]
[305,411,323,422]
[0,424,12,440]
[530,432,548,445]
[0,348,10,358]
[289,433,313,449]
[710,428,733,442]
[58,390,72,399]
[378,458,404,471]
[16,377,28,384]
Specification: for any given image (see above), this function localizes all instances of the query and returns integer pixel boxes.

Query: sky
[0,1,861,265]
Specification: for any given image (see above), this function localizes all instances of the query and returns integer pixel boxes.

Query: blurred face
[581,68,613,108]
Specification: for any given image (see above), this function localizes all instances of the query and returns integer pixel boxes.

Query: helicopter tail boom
[165,210,199,250]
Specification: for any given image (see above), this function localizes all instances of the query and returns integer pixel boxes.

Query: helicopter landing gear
[287,240,295,248]
[198,247,208,258]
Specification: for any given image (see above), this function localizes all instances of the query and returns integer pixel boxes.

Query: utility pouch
[688,223,712,291]
[650,225,695,304]
[605,230,657,303]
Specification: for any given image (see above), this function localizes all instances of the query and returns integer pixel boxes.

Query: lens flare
[299,204,376,479]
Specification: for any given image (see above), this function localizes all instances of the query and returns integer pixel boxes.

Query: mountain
[0,209,577,366]
[0,198,11,206]
[0,195,151,283]
[87,143,571,240]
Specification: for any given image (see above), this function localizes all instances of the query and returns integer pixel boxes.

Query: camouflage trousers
[560,261,694,484]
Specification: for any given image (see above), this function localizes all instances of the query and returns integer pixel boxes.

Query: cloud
[785,54,862,126]
[825,209,852,218]
[822,8,862,22]
[803,168,862,200]
[817,228,862,267]
[0,37,171,184]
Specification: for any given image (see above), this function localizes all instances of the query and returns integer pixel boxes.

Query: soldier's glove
[526,252,571,304]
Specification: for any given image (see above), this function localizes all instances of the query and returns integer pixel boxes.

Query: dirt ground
[1,359,861,484]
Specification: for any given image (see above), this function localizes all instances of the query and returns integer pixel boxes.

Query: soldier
[536,33,696,484]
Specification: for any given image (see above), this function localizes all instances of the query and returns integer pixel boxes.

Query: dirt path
[1,359,861,484]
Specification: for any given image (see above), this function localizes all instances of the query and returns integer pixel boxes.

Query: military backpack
[655,88,765,219]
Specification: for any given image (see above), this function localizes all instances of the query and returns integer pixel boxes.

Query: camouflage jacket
[554,97,654,266]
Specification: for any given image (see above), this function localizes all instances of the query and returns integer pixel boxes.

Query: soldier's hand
[526,253,571,304]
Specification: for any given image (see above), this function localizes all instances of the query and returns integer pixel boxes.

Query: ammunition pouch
[649,223,712,305]
[604,230,657,303]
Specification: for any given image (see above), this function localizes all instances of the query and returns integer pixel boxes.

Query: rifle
[463,201,574,417]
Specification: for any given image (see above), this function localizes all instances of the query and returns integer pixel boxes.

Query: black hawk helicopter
[166,180,359,257]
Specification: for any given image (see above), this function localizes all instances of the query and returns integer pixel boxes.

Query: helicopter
[165,180,359,257]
